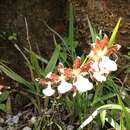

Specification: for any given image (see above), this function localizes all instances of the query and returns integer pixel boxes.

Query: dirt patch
[71,0,130,52]
[0,0,66,75]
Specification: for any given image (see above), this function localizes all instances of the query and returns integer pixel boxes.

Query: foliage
[0,3,129,130]
[0,32,16,41]
[0,91,10,112]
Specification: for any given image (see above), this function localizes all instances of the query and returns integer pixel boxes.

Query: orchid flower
[99,56,117,71]
[57,80,72,94]
[93,72,106,82]
[38,34,121,96]
[73,75,93,92]
[42,83,55,96]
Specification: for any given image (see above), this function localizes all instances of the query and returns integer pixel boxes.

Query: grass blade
[44,45,60,75]
[25,48,48,64]
[30,51,45,76]
[105,117,120,130]
[109,78,130,129]
[108,17,122,47]
[69,3,76,60]
[117,94,130,129]
[100,110,106,127]
[78,104,130,130]
[0,64,33,90]
[87,16,98,42]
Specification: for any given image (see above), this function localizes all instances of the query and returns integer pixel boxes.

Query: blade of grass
[108,17,122,47]
[105,117,120,130]
[78,104,130,130]
[69,3,76,60]
[93,93,117,105]
[44,45,60,76]
[43,21,70,54]
[25,48,48,64]
[117,93,130,129]
[120,112,124,130]
[100,110,106,127]
[108,78,130,129]
[30,51,45,76]
[53,35,70,66]
[0,64,33,90]
[87,16,98,42]
[14,44,34,81]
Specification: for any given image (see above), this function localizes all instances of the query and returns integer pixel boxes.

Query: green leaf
[6,97,12,114]
[87,16,98,42]
[78,104,130,130]
[0,64,33,90]
[30,51,45,76]
[120,112,124,130]
[44,45,60,75]
[109,78,130,129]
[93,93,117,105]
[105,117,120,130]
[108,17,122,47]
[117,95,130,129]
[0,104,6,112]
[0,91,10,102]
[100,110,106,127]
[69,3,76,60]
[25,48,48,64]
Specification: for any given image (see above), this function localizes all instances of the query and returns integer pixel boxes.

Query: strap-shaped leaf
[87,16,98,43]
[100,110,106,127]
[108,17,122,47]
[44,45,60,75]
[69,3,76,60]
[0,64,33,90]
[78,104,130,130]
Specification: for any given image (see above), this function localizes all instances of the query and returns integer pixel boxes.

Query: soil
[0,0,130,72]
[0,0,66,76]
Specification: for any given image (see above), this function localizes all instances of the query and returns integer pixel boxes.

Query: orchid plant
[1,3,129,129]
[38,34,121,97]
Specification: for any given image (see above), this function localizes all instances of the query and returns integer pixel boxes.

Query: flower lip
[73,75,93,92]
[93,72,106,82]
[90,61,99,72]
[42,83,55,96]
[99,56,117,71]
[57,80,72,94]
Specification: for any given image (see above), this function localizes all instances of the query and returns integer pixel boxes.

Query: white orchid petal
[100,56,117,71]
[90,62,99,72]
[57,80,72,94]
[42,84,55,96]
[93,72,106,82]
[74,76,93,92]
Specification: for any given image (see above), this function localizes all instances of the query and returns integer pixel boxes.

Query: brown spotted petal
[47,73,59,82]
[39,79,47,86]
[80,61,92,73]
[107,44,121,56]
[73,56,81,69]
[64,68,73,79]
[100,35,109,50]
